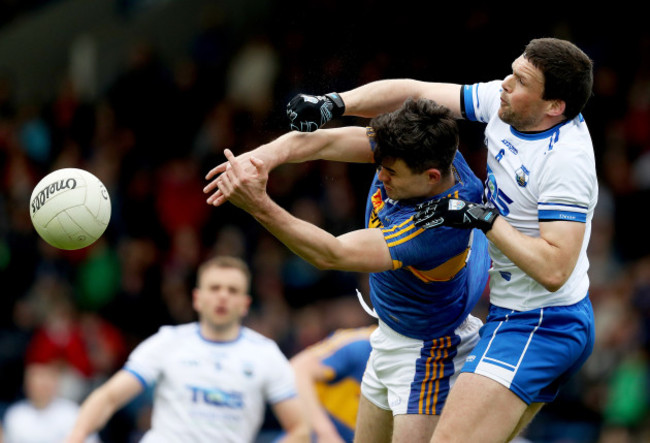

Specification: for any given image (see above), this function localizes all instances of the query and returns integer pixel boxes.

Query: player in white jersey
[286,37,597,443]
[2,362,100,443]
[66,256,309,443]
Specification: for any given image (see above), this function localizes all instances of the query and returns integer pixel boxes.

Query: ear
[240,294,253,317]
[426,168,442,184]
[547,99,566,118]
[192,288,200,311]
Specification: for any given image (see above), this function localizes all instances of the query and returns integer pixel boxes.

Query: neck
[430,171,456,197]
[517,115,567,133]
[199,321,242,342]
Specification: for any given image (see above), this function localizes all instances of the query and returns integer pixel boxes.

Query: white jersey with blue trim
[124,323,296,443]
[463,80,598,310]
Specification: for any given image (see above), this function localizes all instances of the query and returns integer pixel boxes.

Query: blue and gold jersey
[310,326,375,442]
[365,150,490,340]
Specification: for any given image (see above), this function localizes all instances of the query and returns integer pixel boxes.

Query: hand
[212,148,270,213]
[287,93,345,132]
[413,197,499,233]
[203,149,274,207]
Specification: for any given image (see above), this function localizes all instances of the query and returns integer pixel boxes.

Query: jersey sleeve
[263,343,298,405]
[462,80,503,123]
[321,338,372,383]
[123,326,174,388]
[537,146,596,222]
[382,220,470,271]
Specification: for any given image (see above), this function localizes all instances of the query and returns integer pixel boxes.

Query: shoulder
[452,151,484,201]
[462,80,503,122]
[133,322,199,351]
[3,400,30,418]
[544,120,596,176]
[240,327,284,352]
[155,322,198,339]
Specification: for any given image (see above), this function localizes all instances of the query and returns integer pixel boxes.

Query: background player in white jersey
[65,256,309,443]
[286,37,597,443]
[204,98,491,442]
[1,362,100,443]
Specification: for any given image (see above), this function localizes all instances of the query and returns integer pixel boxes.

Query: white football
[30,168,111,250]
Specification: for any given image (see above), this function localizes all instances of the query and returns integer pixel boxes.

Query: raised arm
[65,370,143,443]
[341,80,464,119]
[216,149,394,273]
[286,80,464,132]
[205,126,374,207]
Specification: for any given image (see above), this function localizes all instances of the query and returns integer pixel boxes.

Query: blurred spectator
[1,362,100,443]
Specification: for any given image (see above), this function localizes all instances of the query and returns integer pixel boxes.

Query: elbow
[309,254,343,271]
[539,271,571,293]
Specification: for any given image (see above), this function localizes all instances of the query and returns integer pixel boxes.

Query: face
[499,56,551,131]
[24,363,60,408]
[376,158,433,201]
[193,266,251,334]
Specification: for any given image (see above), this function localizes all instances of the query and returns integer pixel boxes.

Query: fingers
[224,148,238,169]
[204,149,264,208]
[205,162,228,180]
[249,156,264,171]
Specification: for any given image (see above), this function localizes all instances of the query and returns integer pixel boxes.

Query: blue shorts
[461,295,595,405]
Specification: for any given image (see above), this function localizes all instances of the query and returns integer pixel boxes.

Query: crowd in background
[1,2,650,442]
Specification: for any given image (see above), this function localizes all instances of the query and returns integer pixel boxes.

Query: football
[30,168,111,250]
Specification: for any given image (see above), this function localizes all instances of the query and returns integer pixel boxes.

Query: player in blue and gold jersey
[291,326,375,443]
[205,98,490,442]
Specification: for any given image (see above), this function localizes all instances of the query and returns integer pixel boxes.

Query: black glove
[413,197,499,233]
[286,92,345,132]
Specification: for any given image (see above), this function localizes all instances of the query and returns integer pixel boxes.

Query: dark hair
[369,98,458,176]
[196,256,251,291]
[523,38,593,120]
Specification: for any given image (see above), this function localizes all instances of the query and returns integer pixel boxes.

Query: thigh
[392,413,439,443]
[508,402,545,441]
[431,372,528,443]
[354,394,393,443]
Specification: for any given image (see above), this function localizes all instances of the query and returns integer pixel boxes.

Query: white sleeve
[263,344,297,405]
[123,326,174,388]
[462,80,502,123]
[537,147,596,222]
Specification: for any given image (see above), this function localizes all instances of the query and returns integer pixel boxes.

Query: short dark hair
[523,38,593,120]
[369,98,458,176]
[196,256,251,292]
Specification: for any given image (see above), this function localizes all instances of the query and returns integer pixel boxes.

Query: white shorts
[360,314,482,415]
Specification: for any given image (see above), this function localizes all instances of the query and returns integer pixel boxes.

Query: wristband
[325,92,346,117]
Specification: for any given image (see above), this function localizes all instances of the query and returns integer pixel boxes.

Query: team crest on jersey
[515,166,529,187]
[242,362,254,378]
[368,188,384,228]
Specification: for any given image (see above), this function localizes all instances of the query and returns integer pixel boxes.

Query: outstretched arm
[340,80,464,119]
[217,149,393,273]
[286,81,464,132]
[66,370,143,443]
[205,126,373,207]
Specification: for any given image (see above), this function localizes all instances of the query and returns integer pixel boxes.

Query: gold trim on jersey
[406,247,470,282]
